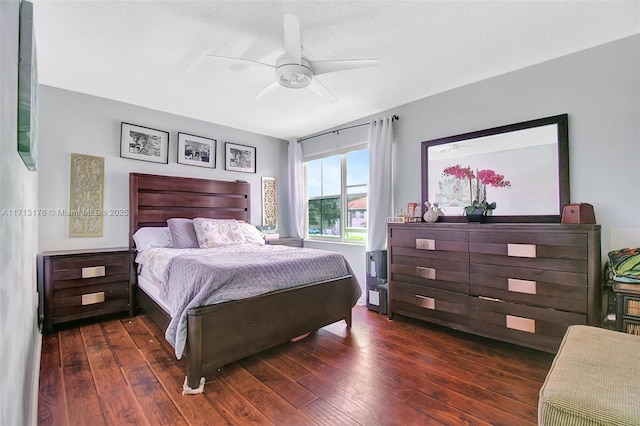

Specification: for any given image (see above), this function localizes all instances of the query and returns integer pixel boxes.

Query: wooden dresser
[387,222,601,353]
[39,248,133,333]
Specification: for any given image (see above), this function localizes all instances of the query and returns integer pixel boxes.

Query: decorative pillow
[167,218,199,249]
[238,222,265,245]
[133,227,173,251]
[193,218,246,248]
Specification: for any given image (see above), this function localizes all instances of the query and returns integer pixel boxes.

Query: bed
[129,172,360,392]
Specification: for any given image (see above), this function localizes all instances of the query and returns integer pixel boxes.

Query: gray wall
[391,34,640,255]
[312,34,640,266]
[38,86,288,252]
[0,1,41,424]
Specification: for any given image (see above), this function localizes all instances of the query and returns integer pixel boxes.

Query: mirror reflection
[422,114,569,222]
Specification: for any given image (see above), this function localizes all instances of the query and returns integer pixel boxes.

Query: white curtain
[287,139,304,238]
[367,116,394,252]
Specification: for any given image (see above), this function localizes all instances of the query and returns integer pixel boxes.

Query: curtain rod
[298,115,399,142]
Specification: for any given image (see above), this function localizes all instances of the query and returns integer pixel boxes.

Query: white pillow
[133,227,173,251]
[193,218,246,248]
[238,222,265,245]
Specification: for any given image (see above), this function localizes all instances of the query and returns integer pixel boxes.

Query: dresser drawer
[389,227,468,252]
[469,264,587,313]
[469,296,586,352]
[391,250,469,293]
[469,231,588,273]
[391,282,468,326]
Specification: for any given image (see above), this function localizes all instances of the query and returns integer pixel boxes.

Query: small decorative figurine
[433,202,445,217]
[423,201,439,223]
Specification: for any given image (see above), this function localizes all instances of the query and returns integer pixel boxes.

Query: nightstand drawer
[53,281,129,324]
[50,253,129,281]
[266,238,304,247]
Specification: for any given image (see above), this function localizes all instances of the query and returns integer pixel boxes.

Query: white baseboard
[27,316,42,426]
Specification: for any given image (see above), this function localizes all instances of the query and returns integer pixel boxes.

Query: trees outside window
[306,148,369,242]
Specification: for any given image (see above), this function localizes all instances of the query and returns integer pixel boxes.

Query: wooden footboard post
[344,276,355,329]
[345,309,352,329]
[186,313,203,390]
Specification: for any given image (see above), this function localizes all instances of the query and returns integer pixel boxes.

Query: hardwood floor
[38,306,553,425]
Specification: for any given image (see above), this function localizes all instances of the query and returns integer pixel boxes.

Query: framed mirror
[421,114,569,223]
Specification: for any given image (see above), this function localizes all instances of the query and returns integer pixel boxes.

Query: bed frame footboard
[185,276,354,389]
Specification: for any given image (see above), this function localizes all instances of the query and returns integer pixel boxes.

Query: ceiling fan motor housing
[275,55,312,88]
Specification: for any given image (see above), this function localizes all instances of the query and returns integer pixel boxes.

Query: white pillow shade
[193,218,246,248]
[133,227,173,251]
[238,222,265,245]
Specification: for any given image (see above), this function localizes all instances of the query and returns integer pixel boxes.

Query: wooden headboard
[129,173,251,248]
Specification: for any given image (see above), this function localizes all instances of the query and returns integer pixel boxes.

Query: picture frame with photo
[177,132,216,168]
[120,122,169,164]
[225,142,256,173]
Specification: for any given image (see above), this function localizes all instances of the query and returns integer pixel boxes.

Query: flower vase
[423,202,439,223]
[465,207,486,223]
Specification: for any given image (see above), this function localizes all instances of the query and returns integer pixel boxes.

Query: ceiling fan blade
[309,78,338,103]
[311,59,379,76]
[204,54,275,69]
[283,14,302,65]
[254,80,280,100]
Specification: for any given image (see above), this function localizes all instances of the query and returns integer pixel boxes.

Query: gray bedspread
[160,245,360,359]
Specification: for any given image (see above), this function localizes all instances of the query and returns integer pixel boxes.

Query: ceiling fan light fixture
[278,71,311,88]
[275,56,312,89]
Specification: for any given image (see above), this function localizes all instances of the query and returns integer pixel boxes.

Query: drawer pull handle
[416,238,435,250]
[82,266,105,278]
[506,315,535,333]
[416,295,435,310]
[416,267,436,280]
[82,291,105,305]
[507,278,537,295]
[507,244,537,258]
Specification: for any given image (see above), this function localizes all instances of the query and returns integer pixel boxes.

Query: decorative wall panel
[261,177,277,228]
[69,153,104,237]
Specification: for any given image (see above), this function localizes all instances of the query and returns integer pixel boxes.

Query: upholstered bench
[538,325,640,425]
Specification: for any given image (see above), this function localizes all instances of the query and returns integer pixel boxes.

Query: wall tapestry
[261,177,278,228]
[69,153,104,237]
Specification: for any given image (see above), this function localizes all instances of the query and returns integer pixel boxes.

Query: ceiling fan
[201,14,379,101]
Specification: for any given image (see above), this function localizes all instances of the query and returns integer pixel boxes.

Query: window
[306,147,369,242]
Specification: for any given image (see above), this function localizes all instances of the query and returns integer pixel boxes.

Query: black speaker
[366,250,387,279]
[366,251,388,314]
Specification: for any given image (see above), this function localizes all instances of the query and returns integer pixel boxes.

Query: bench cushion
[539,325,640,425]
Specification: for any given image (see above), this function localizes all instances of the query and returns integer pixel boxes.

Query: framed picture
[225,142,256,173]
[17,0,38,171]
[120,122,169,164]
[177,132,216,168]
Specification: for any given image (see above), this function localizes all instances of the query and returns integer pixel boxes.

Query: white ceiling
[32,1,640,140]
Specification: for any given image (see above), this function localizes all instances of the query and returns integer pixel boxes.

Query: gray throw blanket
[160,245,360,359]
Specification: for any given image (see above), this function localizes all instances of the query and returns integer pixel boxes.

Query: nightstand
[39,248,133,333]
[265,237,304,247]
